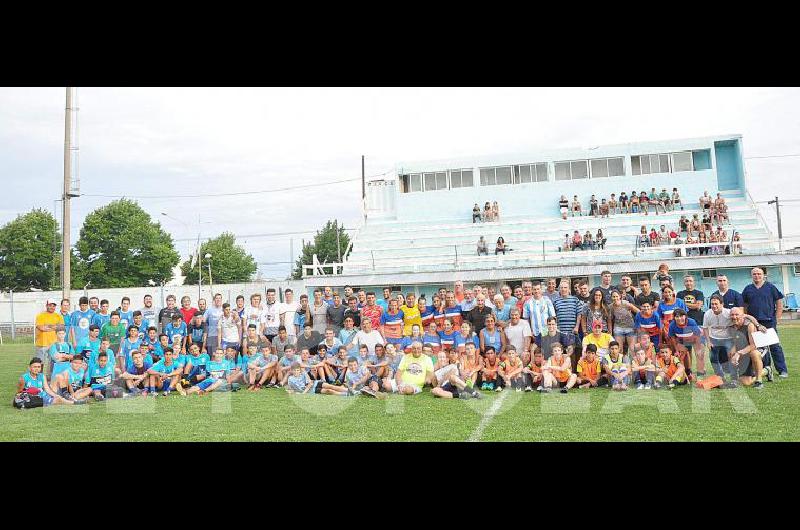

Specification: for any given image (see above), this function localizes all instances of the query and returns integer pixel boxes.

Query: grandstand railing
[301,235,800,277]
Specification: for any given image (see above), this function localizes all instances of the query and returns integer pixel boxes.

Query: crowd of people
[477,236,509,255]
[472,201,500,222]
[562,229,606,251]
[560,187,685,219]
[19,265,787,408]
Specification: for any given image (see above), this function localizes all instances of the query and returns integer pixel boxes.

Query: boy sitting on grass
[499,347,526,391]
[541,343,577,393]
[522,350,545,391]
[631,348,656,389]
[246,344,279,390]
[120,350,152,395]
[286,362,350,396]
[344,357,384,398]
[602,341,630,391]
[576,344,602,389]
[146,349,183,396]
[654,344,687,389]
[180,348,234,395]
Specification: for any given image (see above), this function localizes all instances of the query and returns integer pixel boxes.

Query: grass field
[2,327,800,441]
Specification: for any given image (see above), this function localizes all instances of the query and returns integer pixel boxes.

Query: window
[423,171,447,191]
[632,151,696,175]
[409,173,422,192]
[513,163,548,183]
[450,169,474,189]
[793,264,800,276]
[479,165,514,186]
[608,157,624,176]
[701,269,718,279]
[554,160,589,180]
[589,157,624,178]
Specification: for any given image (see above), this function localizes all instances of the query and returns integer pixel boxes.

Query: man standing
[677,275,705,325]
[742,267,788,377]
[204,293,225,353]
[443,291,463,330]
[617,275,639,299]
[35,299,64,360]
[500,284,517,307]
[504,308,533,364]
[69,296,95,349]
[454,280,466,304]
[322,286,334,306]
[460,289,477,313]
[343,296,362,329]
[634,276,660,309]
[280,289,299,340]
[59,299,72,344]
[243,293,264,332]
[552,280,582,344]
[179,296,197,326]
[325,292,347,335]
[711,274,744,309]
[361,292,383,331]
[139,294,159,333]
[522,282,556,349]
[595,271,615,304]
[575,281,591,305]
[158,295,182,333]
[466,294,493,335]
[377,287,392,312]
[261,288,280,343]
[543,278,560,302]
[515,280,533,314]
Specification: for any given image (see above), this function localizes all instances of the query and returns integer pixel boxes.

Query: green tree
[180,232,257,285]
[75,199,180,288]
[292,220,350,279]
[0,209,60,291]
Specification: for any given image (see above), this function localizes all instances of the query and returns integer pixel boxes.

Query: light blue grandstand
[302,134,800,297]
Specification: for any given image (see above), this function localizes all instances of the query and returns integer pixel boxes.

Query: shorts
[312,380,324,394]
[195,378,216,391]
[389,379,421,394]
[737,347,768,378]
[441,382,460,398]
[434,364,458,385]
[614,327,635,337]
[560,207,568,215]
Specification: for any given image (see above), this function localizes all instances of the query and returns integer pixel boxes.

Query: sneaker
[560,388,568,394]
[459,391,472,400]
[653,382,662,390]
[722,381,738,389]
[524,386,533,392]
[644,384,652,390]
[753,381,765,390]
[536,385,544,392]
[162,391,171,397]
[667,383,676,390]
[176,383,187,396]
[494,386,503,393]
[764,366,774,382]
[94,393,105,402]
[779,372,789,379]
[360,387,377,398]
[73,398,88,405]
[515,387,522,393]
[540,387,551,394]
[636,384,644,390]
[471,390,483,399]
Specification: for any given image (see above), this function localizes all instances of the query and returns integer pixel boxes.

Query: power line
[745,153,800,160]
[172,227,358,243]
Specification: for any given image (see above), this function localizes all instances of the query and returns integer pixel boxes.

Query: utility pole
[289,237,294,279]
[61,87,76,300]
[362,155,366,221]
[336,221,341,262]
[768,196,784,251]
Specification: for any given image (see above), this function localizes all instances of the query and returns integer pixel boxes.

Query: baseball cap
[592,320,603,329]
[46,298,57,306]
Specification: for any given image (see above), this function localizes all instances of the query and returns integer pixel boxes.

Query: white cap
[46,298,58,306]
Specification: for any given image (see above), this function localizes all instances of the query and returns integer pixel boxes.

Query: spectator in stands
[492,201,500,222]
[668,227,679,246]
[608,194,618,215]
[698,231,709,256]
[712,193,727,225]
[639,191,650,215]
[619,191,629,214]
[589,195,599,217]
[599,199,609,218]
[659,188,672,211]
[702,212,712,234]
[562,233,572,252]
[679,215,689,235]
[559,195,569,219]
[648,228,659,248]
[472,203,482,223]
[495,237,507,255]
[630,191,640,214]
[583,231,595,250]
[571,230,583,251]
[672,187,683,210]
[699,190,712,213]
[596,229,606,250]
[686,234,699,256]
[484,202,493,222]
[477,236,488,256]
[653,188,667,215]
[638,226,649,248]
[732,232,742,255]
[690,214,701,236]
[571,195,582,217]
[658,225,669,245]
[708,230,721,255]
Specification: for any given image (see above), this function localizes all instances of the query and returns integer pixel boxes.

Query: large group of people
[19,265,788,407]
[561,187,685,219]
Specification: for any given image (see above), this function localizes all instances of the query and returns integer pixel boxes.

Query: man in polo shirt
[466,294,492,335]
[742,267,788,377]
[711,274,744,309]
[522,282,556,349]
[543,278,560,302]
[552,280,582,343]
[35,299,64,360]
[460,289,477,313]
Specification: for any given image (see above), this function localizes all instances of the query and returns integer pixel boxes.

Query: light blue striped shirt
[522,296,556,336]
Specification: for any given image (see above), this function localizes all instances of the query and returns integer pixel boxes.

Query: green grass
[2,327,799,441]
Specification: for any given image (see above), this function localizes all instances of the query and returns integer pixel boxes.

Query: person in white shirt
[354,318,384,355]
[243,294,263,333]
[279,288,299,339]
[504,308,533,364]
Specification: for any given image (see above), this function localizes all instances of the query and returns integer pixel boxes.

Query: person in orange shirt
[459,342,484,389]
[654,344,687,389]
[453,280,466,304]
[35,298,65,360]
[631,348,657,389]
[499,348,525,391]
[542,343,577,393]
[523,350,545,391]
[576,343,602,389]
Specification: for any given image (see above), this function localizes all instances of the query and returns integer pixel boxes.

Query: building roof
[303,252,800,287]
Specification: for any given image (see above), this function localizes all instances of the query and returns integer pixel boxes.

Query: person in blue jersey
[91,299,111,329]
[120,350,153,395]
[117,296,134,330]
[53,354,93,402]
[666,309,705,380]
[84,350,119,401]
[155,333,171,361]
[400,324,425,354]
[75,324,101,363]
[18,357,77,406]
[634,301,663,348]
[86,338,117,376]
[164,313,188,355]
[276,345,300,386]
[179,343,210,390]
[130,311,145,336]
[224,344,245,385]
[180,349,232,395]
[422,322,442,354]
[286,362,350,395]
[48,326,75,378]
[479,314,506,356]
[338,316,360,357]
[418,296,435,330]
[325,346,350,385]
[655,285,687,337]
[118,325,143,373]
[248,343,280,390]
[364,343,390,380]
[344,356,384,397]
[146,349,183,396]
[453,321,479,355]
[69,296,96,348]
[742,266,789,378]
[139,327,160,359]
[438,319,459,352]
[187,314,208,354]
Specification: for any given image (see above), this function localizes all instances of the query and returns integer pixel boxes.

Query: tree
[181,232,257,285]
[0,209,60,291]
[292,220,350,280]
[75,199,180,288]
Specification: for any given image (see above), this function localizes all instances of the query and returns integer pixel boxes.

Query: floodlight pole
[61,87,74,300]
[768,196,784,251]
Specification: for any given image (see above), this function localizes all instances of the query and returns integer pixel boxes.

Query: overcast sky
[1,87,799,279]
